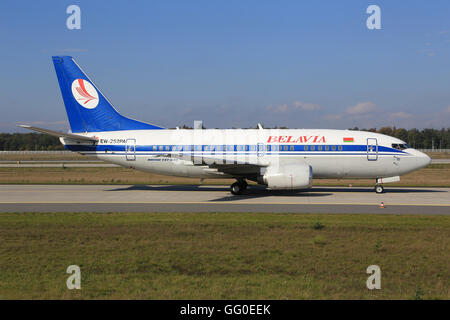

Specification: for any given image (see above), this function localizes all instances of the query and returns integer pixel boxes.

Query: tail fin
[52,56,164,133]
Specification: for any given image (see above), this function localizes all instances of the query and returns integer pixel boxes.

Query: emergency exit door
[126,139,136,161]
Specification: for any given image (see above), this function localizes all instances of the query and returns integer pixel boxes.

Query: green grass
[0,212,448,300]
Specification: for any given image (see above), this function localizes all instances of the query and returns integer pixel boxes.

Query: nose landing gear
[230,179,248,195]
[374,185,384,194]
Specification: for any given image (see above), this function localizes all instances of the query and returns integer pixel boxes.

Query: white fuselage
[63,128,431,181]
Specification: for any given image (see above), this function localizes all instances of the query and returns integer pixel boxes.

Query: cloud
[266,104,289,113]
[266,101,321,113]
[293,101,321,111]
[322,114,342,121]
[388,112,413,119]
[345,102,377,115]
[418,48,436,57]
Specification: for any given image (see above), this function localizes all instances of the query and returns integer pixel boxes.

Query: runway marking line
[0,201,449,207]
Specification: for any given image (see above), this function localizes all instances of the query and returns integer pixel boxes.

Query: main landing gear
[374,185,384,194]
[230,179,248,195]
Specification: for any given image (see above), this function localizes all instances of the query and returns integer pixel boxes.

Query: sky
[0,0,449,132]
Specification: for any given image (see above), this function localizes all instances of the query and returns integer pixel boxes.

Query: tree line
[349,127,450,150]
[0,133,64,151]
[1,127,449,150]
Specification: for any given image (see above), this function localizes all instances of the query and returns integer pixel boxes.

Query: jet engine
[259,163,313,190]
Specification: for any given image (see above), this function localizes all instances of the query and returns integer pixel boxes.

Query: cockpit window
[392,143,409,150]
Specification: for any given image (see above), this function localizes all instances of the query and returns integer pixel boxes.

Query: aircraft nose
[416,150,431,168]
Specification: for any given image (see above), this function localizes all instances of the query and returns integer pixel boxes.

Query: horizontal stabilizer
[18,125,98,142]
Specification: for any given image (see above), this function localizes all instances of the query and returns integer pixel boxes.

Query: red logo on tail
[75,79,96,104]
[71,79,99,109]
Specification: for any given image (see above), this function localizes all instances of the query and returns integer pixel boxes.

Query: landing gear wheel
[375,185,384,194]
[230,182,244,195]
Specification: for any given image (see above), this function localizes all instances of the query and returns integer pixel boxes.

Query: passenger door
[125,138,136,161]
[367,138,378,161]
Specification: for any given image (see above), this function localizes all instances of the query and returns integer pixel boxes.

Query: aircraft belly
[305,155,398,179]
[120,156,229,178]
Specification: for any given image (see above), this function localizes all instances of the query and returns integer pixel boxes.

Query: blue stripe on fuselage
[65,144,406,154]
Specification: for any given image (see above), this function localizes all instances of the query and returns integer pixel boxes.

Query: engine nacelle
[261,163,313,190]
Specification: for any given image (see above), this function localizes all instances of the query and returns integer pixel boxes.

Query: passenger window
[304,145,308,151]
[325,145,329,151]
[318,145,323,151]
[331,145,336,151]
[153,146,157,151]
[338,145,343,151]
[311,145,315,151]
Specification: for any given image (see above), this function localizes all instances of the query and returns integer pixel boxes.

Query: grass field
[0,212,448,300]
[426,152,450,159]
[0,164,449,187]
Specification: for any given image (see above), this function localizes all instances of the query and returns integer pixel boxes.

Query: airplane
[19,56,431,195]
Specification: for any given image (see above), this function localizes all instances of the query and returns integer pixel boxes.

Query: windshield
[392,143,410,150]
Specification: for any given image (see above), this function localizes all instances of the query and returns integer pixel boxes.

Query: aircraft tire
[231,182,244,195]
[375,185,384,194]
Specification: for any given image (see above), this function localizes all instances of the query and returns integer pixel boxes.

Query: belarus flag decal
[343,137,354,143]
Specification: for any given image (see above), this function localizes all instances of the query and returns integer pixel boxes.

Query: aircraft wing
[171,154,268,177]
[207,162,263,176]
[18,125,98,142]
